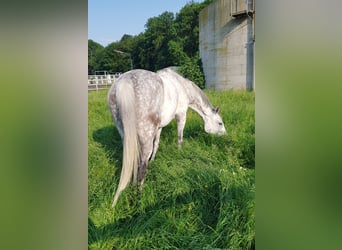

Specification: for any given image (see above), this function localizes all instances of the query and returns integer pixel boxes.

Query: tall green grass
[88,89,255,249]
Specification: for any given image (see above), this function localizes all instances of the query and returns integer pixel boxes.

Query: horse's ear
[215,106,220,113]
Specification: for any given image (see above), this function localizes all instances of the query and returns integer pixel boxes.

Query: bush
[179,54,205,89]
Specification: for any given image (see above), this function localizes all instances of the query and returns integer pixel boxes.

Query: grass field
[88,89,255,249]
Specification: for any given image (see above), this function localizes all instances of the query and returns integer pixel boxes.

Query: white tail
[112,81,140,208]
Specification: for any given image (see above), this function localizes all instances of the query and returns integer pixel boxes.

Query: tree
[175,2,204,58]
[88,0,215,87]
[88,40,104,74]
[140,11,176,71]
[179,53,205,89]
[96,34,137,73]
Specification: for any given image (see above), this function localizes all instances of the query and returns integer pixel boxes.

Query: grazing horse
[107,67,226,207]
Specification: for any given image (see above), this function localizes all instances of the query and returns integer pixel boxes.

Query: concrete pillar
[246,14,254,91]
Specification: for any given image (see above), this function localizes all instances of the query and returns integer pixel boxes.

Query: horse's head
[204,106,227,135]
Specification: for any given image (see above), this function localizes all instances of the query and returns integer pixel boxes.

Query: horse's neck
[184,81,212,119]
[158,68,212,119]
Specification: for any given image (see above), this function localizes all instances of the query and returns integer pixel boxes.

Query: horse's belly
[159,82,178,127]
[158,71,190,128]
[160,105,177,127]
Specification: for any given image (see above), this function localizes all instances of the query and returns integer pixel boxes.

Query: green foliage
[175,2,205,58]
[88,40,104,75]
[139,12,177,71]
[179,53,205,89]
[88,1,216,88]
[88,90,255,249]
[168,40,188,65]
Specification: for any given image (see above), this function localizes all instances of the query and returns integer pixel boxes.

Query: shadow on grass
[88,179,255,249]
[92,125,122,161]
[90,125,224,248]
[91,123,231,180]
[88,178,221,247]
[90,124,254,249]
[92,125,123,179]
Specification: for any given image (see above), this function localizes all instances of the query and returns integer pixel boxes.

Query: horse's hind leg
[137,139,154,186]
[150,127,162,161]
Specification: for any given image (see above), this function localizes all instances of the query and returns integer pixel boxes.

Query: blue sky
[88,0,202,46]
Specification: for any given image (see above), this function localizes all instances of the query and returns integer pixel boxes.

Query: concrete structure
[199,0,255,90]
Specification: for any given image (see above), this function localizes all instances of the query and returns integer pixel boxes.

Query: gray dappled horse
[107,68,226,207]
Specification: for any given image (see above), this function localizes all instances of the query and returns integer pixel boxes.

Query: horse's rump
[108,69,164,207]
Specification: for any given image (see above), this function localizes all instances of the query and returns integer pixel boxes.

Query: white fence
[88,73,122,91]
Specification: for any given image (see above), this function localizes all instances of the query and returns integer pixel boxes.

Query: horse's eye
[218,122,223,126]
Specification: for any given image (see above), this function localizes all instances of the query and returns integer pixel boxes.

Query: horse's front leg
[175,113,186,148]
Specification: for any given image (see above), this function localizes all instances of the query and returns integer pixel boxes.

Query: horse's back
[157,68,188,101]
[110,69,163,102]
